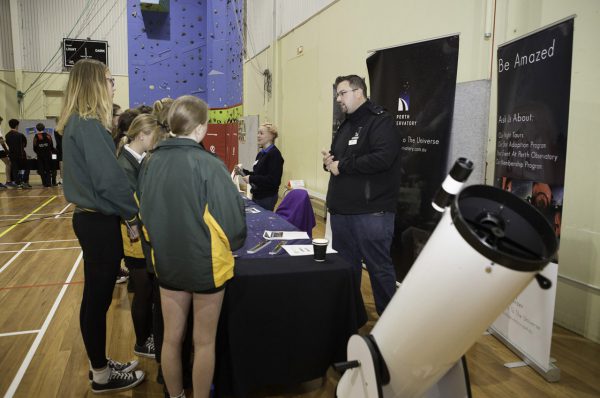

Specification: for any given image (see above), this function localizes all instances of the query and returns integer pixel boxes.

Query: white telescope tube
[338,184,557,398]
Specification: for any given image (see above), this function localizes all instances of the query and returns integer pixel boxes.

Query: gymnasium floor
[0,182,599,397]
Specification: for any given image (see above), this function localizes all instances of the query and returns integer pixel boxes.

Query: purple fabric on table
[235,196,311,259]
[275,189,316,238]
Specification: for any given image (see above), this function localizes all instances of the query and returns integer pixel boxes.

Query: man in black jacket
[33,123,55,187]
[5,119,31,189]
[322,75,401,315]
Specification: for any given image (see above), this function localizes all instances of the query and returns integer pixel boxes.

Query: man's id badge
[348,130,360,146]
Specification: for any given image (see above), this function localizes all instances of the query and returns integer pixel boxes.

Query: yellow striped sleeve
[202,204,235,287]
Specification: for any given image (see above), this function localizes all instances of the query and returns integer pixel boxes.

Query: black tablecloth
[214,199,367,397]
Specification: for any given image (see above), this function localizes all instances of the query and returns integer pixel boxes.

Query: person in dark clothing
[53,129,63,185]
[0,115,11,188]
[116,114,162,361]
[136,105,153,114]
[113,104,122,130]
[5,119,31,189]
[238,123,284,211]
[33,123,55,187]
[58,58,144,393]
[114,109,140,149]
[138,95,246,398]
[322,75,401,315]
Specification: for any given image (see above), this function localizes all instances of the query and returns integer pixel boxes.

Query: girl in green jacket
[138,95,246,398]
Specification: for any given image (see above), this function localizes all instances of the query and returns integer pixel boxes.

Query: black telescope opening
[451,185,558,272]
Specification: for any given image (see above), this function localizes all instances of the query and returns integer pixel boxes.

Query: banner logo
[398,94,410,112]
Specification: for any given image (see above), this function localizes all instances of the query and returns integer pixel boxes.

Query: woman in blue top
[239,123,284,211]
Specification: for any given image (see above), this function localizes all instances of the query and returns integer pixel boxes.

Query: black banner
[367,35,459,280]
[494,18,574,245]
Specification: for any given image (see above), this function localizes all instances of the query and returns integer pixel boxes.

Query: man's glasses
[335,88,357,98]
[106,77,115,87]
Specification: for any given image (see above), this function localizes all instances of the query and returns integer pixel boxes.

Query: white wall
[0,0,129,174]
[19,0,129,74]
[0,0,130,123]
[0,0,15,70]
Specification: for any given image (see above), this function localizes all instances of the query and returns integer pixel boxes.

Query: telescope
[336,158,557,398]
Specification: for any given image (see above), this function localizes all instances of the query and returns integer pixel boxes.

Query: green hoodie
[138,138,246,291]
[62,114,137,222]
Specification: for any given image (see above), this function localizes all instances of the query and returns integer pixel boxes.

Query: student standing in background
[5,119,31,189]
[0,115,10,188]
[33,123,55,187]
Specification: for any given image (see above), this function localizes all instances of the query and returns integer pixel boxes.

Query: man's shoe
[134,335,156,359]
[90,368,145,394]
[23,183,32,189]
[116,267,129,284]
[6,182,17,188]
[88,358,139,382]
[0,183,6,189]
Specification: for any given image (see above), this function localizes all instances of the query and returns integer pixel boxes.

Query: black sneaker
[134,335,156,358]
[91,368,145,393]
[88,358,139,382]
[116,267,129,284]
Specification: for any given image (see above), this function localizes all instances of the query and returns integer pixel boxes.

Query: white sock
[91,365,110,384]
[171,391,186,398]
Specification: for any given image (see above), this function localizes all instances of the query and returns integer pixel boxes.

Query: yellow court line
[0,195,58,239]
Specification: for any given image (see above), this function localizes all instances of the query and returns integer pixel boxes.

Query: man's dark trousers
[330,212,397,315]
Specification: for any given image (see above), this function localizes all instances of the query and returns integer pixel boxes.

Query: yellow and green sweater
[138,138,246,291]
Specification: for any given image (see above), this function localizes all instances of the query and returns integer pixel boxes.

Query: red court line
[0,280,84,291]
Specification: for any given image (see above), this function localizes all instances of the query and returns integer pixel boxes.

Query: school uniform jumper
[63,114,138,369]
[117,146,155,347]
[138,138,246,293]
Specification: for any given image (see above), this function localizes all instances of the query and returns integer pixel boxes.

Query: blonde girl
[58,59,144,393]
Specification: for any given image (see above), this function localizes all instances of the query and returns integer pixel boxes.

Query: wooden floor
[0,181,599,397]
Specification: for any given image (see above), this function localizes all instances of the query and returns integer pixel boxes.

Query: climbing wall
[127,0,243,109]
[206,0,243,109]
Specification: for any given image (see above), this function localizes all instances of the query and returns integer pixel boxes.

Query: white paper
[282,245,337,256]
[263,230,309,240]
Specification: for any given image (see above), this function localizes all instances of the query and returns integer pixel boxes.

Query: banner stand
[366,34,460,282]
[488,329,560,382]
[491,15,575,383]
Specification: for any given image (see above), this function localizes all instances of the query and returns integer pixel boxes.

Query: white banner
[490,262,559,379]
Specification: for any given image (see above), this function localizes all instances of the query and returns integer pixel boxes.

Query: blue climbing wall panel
[127,0,242,108]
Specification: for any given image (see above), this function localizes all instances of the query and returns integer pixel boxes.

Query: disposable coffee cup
[312,238,328,262]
